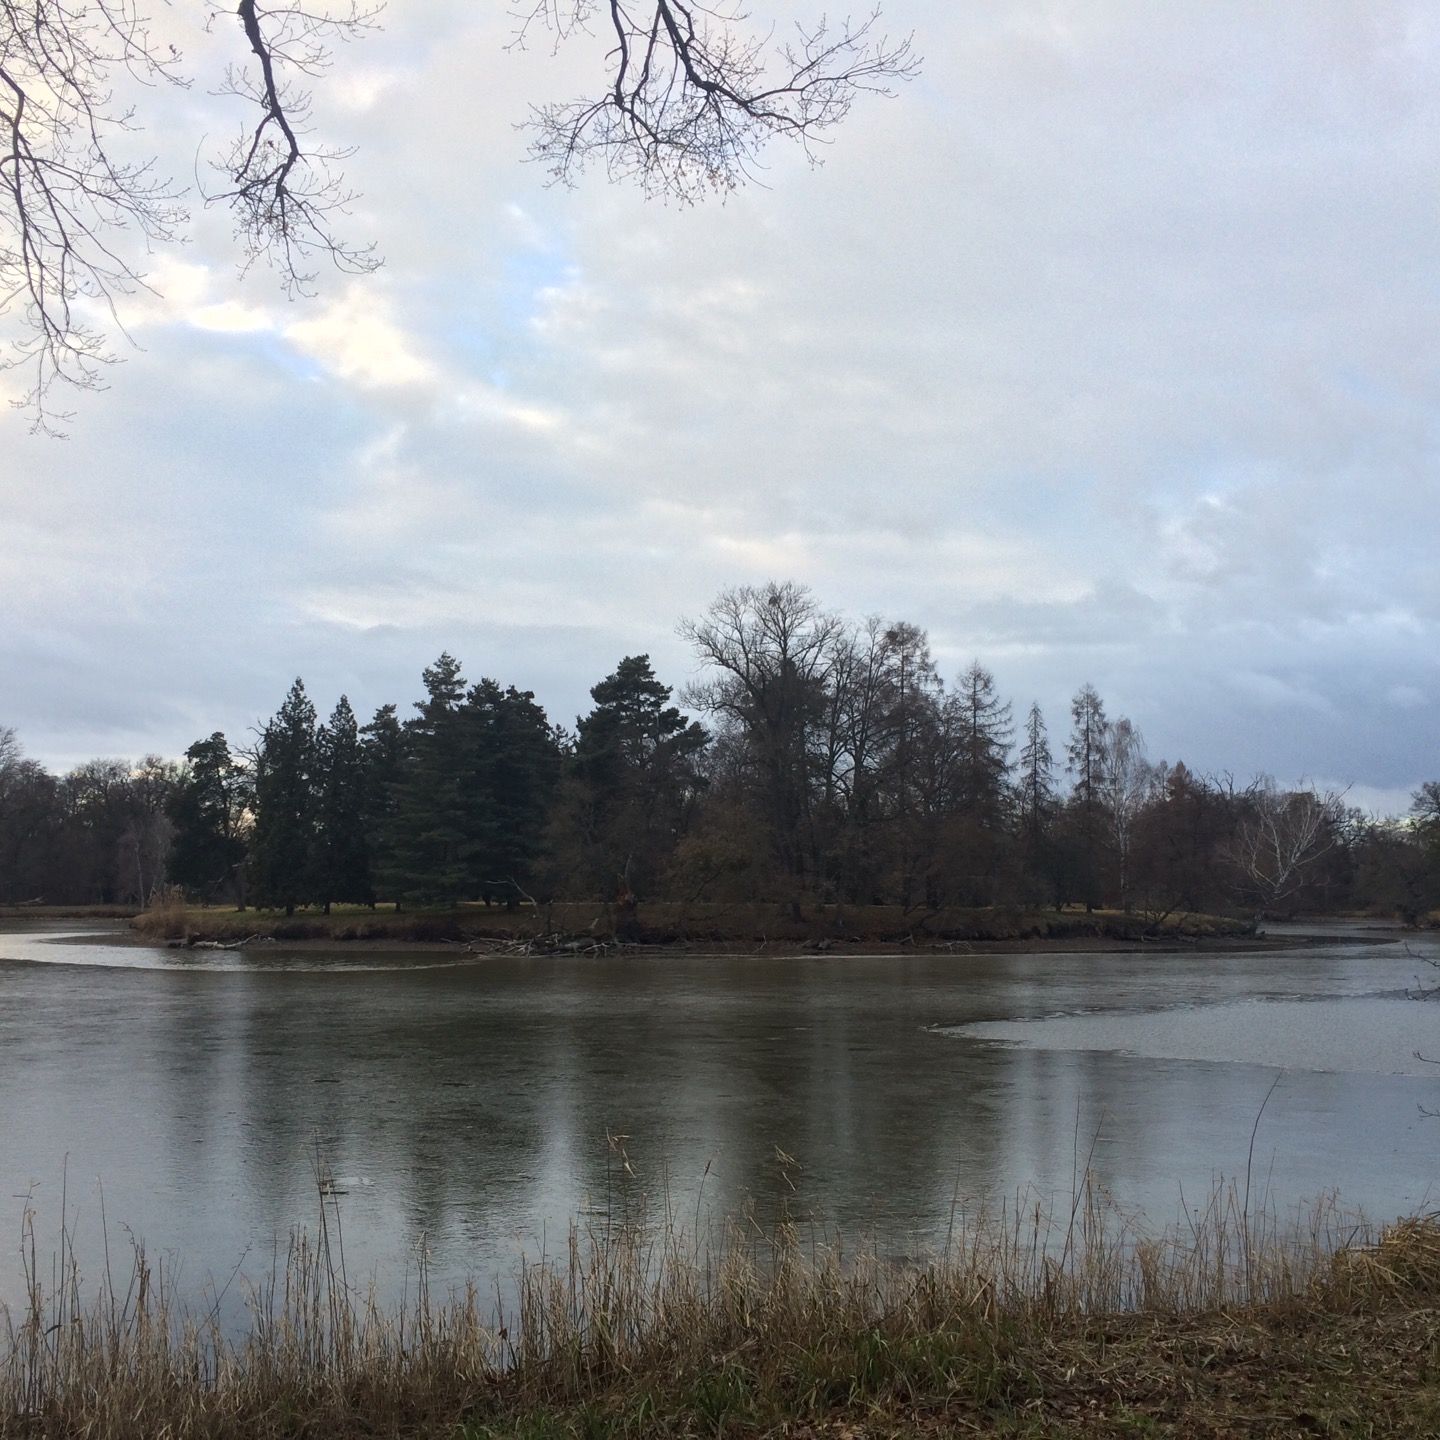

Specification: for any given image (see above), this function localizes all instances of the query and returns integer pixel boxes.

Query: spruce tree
[251,678,318,915]
[313,695,372,912]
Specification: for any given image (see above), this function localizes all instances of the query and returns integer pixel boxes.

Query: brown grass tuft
[3,1173,1437,1438]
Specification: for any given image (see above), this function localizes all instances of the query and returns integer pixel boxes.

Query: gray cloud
[2,1,1437,805]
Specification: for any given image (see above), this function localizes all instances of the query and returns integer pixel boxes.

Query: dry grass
[0,905,139,920]
[3,1168,1438,1439]
[130,899,1255,949]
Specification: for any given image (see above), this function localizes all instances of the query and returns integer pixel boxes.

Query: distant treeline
[3,583,1438,921]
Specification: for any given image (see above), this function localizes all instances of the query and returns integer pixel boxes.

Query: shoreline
[33,923,1391,960]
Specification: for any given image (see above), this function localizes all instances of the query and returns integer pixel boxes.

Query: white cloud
[284,285,435,389]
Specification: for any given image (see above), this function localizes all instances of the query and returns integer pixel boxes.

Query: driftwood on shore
[458,931,637,957]
[168,934,273,950]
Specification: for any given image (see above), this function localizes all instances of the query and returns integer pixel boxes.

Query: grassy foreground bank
[4,1185,1439,1438]
[131,899,1256,950]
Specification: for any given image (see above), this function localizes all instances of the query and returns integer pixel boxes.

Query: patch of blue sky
[497,240,577,327]
[425,242,573,378]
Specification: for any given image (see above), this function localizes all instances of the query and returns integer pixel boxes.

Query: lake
[0,918,1435,1316]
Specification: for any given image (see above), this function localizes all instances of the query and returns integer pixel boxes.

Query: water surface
[1,918,1435,1312]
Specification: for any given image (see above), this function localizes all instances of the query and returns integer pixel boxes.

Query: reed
[1,1171,1435,1438]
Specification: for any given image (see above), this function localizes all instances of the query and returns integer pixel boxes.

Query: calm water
[0,918,1436,1312]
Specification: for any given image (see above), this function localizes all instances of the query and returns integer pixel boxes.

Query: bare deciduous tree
[680,580,845,906]
[1229,778,1345,920]
[1101,716,1157,912]
[3,0,916,431]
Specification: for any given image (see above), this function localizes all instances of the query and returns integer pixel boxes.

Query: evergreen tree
[1017,703,1056,832]
[167,733,248,903]
[387,655,473,904]
[464,679,561,905]
[313,695,372,912]
[360,703,405,903]
[1066,683,1110,812]
[251,678,318,915]
[954,661,1013,826]
[1064,682,1110,910]
[877,622,945,909]
[567,655,709,900]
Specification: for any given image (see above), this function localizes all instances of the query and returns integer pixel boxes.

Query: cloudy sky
[3,0,1437,813]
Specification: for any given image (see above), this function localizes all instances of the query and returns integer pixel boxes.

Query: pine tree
[387,655,473,904]
[313,696,372,912]
[251,679,318,915]
[568,655,709,901]
[168,732,248,903]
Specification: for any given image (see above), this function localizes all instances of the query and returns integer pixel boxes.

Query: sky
[3,0,1438,815]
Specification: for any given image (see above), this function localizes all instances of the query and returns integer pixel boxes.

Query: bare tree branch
[513,1,920,200]
[204,0,382,295]
[3,1,917,431]
[0,0,187,433]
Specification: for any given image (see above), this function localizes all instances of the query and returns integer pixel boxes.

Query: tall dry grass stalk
[0,1168,1424,1440]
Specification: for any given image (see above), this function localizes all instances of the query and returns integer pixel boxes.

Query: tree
[815,618,882,901]
[947,661,1012,903]
[1128,761,1231,919]
[1228,778,1345,920]
[250,677,318,914]
[1066,683,1109,814]
[954,662,1012,820]
[462,677,561,905]
[169,733,250,904]
[53,755,181,904]
[1063,683,1110,909]
[3,0,916,431]
[872,620,941,909]
[360,702,405,902]
[113,754,180,903]
[0,727,63,903]
[1349,814,1438,926]
[387,653,473,905]
[0,725,18,776]
[680,581,844,907]
[1016,702,1058,904]
[564,654,708,902]
[1100,717,1155,912]
[1414,782,1440,846]
[313,695,372,912]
